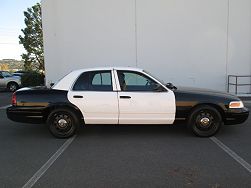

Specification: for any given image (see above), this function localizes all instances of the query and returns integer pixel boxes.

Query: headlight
[229,101,244,109]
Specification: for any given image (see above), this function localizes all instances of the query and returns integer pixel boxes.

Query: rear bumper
[224,107,249,125]
[6,106,46,124]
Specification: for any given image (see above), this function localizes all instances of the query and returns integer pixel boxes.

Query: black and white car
[7,67,249,138]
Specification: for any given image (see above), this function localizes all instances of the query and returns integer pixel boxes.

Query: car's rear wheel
[47,108,79,138]
[188,105,222,137]
[7,82,18,92]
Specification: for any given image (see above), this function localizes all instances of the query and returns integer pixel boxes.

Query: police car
[7,67,249,138]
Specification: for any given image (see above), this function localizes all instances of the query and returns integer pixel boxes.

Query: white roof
[70,66,144,73]
[53,66,144,91]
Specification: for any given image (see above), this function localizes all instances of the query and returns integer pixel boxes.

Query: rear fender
[43,103,85,125]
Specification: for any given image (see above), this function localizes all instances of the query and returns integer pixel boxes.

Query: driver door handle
[120,96,131,99]
[73,95,83,98]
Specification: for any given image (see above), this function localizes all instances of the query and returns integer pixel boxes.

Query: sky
[0,0,40,60]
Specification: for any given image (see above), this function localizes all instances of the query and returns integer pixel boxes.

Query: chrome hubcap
[200,117,210,127]
[58,119,68,128]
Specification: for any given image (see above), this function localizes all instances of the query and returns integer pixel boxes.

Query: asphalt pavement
[0,92,251,188]
[0,91,12,107]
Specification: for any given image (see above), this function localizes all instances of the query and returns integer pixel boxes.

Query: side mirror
[166,82,177,90]
[0,75,4,79]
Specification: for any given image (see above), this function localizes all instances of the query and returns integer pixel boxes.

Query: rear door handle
[73,95,83,98]
[120,96,131,99]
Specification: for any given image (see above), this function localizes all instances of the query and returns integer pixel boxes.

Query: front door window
[117,70,165,92]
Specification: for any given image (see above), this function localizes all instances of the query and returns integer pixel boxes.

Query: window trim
[114,70,168,92]
[71,70,115,92]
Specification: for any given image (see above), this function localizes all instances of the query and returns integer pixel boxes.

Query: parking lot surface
[0,91,12,107]
[0,92,251,187]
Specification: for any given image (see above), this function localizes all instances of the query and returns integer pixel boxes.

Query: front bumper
[7,106,46,124]
[224,107,249,125]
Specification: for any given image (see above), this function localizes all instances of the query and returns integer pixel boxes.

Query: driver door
[115,70,176,124]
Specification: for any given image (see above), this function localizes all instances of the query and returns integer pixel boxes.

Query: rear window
[73,71,113,91]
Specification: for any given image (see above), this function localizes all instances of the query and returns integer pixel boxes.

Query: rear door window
[73,71,113,91]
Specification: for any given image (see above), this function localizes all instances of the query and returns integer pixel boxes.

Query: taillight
[12,92,17,106]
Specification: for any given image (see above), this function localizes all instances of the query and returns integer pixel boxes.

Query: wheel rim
[9,84,17,92]
[195,110,218,131]
[52,113,73,135]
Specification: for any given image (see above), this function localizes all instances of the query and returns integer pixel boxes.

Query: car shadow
[77,124,193,139]
[5,122,53,139]
[6,120,249,139]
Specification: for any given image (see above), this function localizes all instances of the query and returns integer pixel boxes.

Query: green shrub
[21,71,45,87]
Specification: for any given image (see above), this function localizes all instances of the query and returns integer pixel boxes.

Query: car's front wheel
[47,108,79,138]
[188,105,222,137]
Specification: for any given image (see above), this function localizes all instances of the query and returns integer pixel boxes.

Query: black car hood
[174,86,239,100]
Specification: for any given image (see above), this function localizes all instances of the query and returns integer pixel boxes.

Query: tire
[187,105,222,137]
[7,82,19,92]
[47,108,79,138]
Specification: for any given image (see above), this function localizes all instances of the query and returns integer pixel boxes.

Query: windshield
[143,70,166,85]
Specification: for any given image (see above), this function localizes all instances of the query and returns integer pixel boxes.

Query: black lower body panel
[224,107,249,125]
[6,106,46,124]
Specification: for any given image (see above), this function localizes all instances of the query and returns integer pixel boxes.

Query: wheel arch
[187,103,223,137]
[7,81,19,87]
[189,103,225,122]
[43,103,85,125]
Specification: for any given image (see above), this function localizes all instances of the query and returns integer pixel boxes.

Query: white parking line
[0,105,11,110]
[210,136,251,173]
[22,135,76,188]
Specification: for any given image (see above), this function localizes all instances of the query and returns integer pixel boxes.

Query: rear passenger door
[68,70,119,124]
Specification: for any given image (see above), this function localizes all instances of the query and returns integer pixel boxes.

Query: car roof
[53,66,145,91]
[70,66,144,73]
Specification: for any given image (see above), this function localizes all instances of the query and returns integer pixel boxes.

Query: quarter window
[73,71,113,91]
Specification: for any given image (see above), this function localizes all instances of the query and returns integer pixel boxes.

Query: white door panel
[118,91,176,124]
[67,68,176,125]
[68,91,119,124]
[67,69,119,124]
[115,69,176,124]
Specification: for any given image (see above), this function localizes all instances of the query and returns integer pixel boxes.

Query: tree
[0,64,9,71]
[19,3,44,72]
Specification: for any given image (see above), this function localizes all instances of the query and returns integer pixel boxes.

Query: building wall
[42,0,251,92]
[227,0,251,93]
